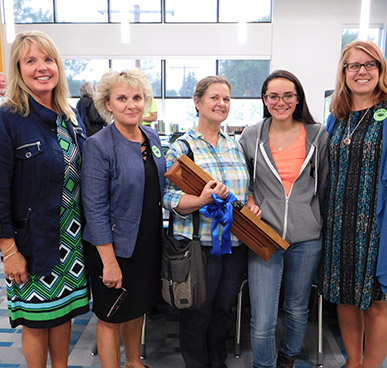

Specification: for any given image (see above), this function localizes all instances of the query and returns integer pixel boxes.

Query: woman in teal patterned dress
[0,31,89,367]
[321,40,387,367]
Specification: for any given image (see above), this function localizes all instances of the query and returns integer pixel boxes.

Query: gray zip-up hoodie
[239,118,329,245]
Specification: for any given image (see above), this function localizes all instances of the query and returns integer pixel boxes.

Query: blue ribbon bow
[199,192,237,257]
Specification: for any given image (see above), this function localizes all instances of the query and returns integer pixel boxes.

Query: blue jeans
[179,245,247,368]
[248,238,322,368]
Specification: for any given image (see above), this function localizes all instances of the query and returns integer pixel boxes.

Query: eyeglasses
[264,93,298,104]
[99,276,128,318]
[344,60,380,72]
[107,287,127,318]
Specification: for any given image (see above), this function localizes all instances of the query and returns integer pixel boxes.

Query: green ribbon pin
[374,109,387,121]
[152,145,161,158]
[70,117,79,126]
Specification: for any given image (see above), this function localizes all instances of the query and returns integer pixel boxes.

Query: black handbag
[161,139,207,309]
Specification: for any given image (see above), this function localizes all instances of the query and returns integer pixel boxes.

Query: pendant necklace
[271,123,300,151]
[271,130,284,151]
[344,107,370,146]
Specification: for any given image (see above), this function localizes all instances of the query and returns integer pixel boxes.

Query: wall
[272,0,387,122]
[0,0,386,123]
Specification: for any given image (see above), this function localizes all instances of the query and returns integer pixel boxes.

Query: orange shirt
[270,125,306,196]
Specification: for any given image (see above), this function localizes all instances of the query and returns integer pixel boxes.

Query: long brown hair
[262,70,317,124]
[330,40,387,120]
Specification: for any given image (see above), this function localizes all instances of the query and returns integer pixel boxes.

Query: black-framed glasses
[344,60,380,72]
[264,93,298,104]
[107,287,127,318]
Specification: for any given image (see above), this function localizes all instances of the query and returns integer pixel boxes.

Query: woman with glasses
[320,40,387,368]
[239,70,329,368]
[82,68,166,368]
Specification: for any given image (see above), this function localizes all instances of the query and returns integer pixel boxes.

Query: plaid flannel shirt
[163,128,250,247]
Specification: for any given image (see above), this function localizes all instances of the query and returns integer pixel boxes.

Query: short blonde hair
[330,40,387,119]
[5,30,75,120]
[94,68,153,123]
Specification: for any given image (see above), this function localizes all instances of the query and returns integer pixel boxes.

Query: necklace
[270,124,301,151]
[344,108,370,146]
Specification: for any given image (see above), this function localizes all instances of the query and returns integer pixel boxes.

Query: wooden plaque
[165,154,289,261]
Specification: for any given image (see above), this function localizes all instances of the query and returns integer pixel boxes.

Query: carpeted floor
[1,262,386,368]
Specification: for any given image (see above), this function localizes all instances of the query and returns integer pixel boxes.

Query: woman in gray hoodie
[239,70,329,368]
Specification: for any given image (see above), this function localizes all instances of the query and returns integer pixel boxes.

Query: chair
[234,278,249,358]
[234,280,324,368]
[140,314,147,359]
[90,313,147,357]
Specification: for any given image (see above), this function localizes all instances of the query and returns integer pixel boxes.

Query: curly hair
[5,30,74,120]
[94,68,153,123]
[330,40,387,120]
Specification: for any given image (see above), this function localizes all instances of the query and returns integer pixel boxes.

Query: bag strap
[168,138,200,239]
[178,138,194,161]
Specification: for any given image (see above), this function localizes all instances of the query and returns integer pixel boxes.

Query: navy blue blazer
[81,123,166,258]
[0,97,87,275]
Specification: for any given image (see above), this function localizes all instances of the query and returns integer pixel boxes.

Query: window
[165,60,216,97]
[64,59,109,97]
[227,99,263,126]
[10,0,272,24]
[342,26,384,49]
[218,60,270,97]
[110,0,161,22]
[219,0,271,22]
[64,58,269,132]
[111,59,162,97]
[162,98,264,133]
[163,99,197,131]
[13,0,53,23]
[165,0,217,22]
[56,0,107,22]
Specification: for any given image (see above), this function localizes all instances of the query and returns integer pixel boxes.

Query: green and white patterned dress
[6,118,89,328]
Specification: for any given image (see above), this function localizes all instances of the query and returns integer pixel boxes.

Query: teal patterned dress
[321,104,387,310]
[6,118,89,328]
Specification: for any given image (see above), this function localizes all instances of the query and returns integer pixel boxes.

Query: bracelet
[0,242,15,255]
[1,250,18,262]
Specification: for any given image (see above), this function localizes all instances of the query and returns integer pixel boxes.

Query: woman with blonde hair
[82,68,166,368]
[0,31,89,367]
[321,40,387,368]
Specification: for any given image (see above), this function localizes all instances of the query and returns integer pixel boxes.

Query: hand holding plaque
[165,154,289,261]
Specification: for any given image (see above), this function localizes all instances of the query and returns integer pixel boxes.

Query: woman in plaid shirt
[163,75,260,368]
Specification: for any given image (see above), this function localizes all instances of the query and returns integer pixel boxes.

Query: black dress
[87,138,162,323]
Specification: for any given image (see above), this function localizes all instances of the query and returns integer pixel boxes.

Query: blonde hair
[330,40,387,119]
[5,30,75,120]
[94,68,153,123]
